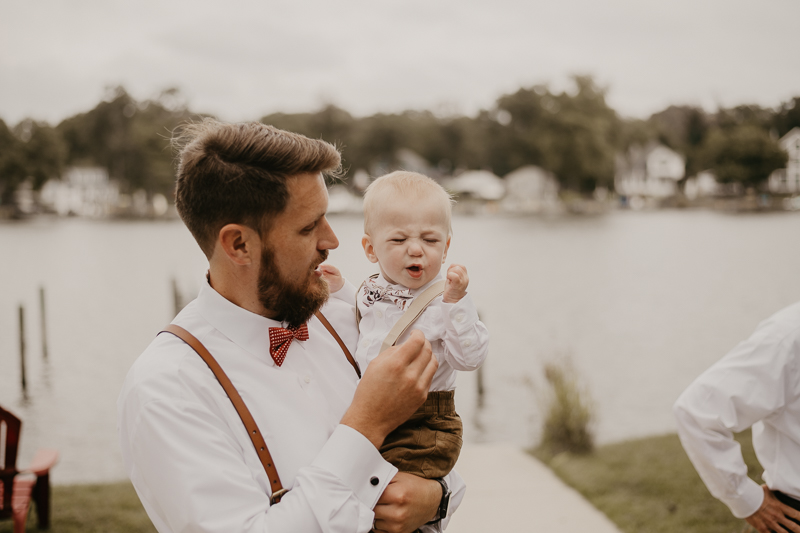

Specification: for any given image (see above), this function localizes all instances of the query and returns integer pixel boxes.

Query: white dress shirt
[118,280,464,532]
[348,274,489,392]
[673,301,800,518]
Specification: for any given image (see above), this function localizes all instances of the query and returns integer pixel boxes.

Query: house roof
[780,127,800,148]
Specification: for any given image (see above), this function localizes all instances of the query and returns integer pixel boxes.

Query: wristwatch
[426,477,451,525]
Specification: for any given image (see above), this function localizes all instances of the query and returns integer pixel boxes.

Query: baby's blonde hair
[363,171,455,236]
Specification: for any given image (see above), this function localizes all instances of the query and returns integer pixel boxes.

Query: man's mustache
[314,250,329,268]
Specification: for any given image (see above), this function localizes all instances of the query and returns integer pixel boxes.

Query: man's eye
[301,223,316,234]
[391,239,405,243]
[425,239,439,244]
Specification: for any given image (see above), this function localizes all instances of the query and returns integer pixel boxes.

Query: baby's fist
[319,264,344,293]
[443,264,469,303]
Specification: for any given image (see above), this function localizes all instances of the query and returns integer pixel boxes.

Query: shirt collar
[374,272,444,297]
[196,278,288,365]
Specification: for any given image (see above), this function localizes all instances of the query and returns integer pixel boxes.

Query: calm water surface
[1,210,799,483]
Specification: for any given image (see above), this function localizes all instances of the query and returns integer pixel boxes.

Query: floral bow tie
[361,277,414,311]
[268,323,309,366]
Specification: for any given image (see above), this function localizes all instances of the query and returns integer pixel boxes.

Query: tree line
[1,77,799,205]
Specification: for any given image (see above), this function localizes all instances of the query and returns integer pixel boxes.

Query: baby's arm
[440,265,489,371]
[317,264,360,354]
[319,263,359,304]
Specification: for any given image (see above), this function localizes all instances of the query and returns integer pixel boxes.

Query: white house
[615,143,685,199]
[500,165,560,213]
[684,170,720,200]
[767,127,800,194]
[40,166,120,217]
[443,170,505,201]
[326,184,364,214]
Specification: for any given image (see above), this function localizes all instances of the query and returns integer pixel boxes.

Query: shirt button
[462,339,472,347]
[370,476,379,486]
[375,310,383,318]
[455,313,465,323]
[360,338,370,348]
[304,376,310,384]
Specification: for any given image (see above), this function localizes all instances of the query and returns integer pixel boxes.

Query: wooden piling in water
[19,304,27,393]
[40,286,48,359]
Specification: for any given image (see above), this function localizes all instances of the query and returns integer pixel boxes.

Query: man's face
[257,173,339,326]
[363,193,450,290]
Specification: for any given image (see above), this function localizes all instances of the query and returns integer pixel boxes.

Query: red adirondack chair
[0,405,59,533]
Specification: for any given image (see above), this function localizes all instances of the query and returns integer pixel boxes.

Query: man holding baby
[117,120,465,532]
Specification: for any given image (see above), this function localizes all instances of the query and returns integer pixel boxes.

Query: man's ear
[441,235,451,263]
[362,234,379,264]
[217,224,259,266]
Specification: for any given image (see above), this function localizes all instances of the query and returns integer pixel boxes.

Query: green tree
[496,76,620,192]
[774,97,800,137]
[57,86,195,195]
[0,119,27,205]
[14,119,67,190]
[648,106,709,175]
[699,124,787,187]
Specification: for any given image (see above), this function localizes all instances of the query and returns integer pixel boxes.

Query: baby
[324,170,489,481]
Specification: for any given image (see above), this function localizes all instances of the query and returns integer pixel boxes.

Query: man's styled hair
[362,171,455,236]
[174,119,341,258]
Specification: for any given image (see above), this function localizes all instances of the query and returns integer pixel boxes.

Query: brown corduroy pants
[380,390,463,479]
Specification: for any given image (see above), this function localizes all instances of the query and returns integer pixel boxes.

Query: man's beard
[258,245,329,328]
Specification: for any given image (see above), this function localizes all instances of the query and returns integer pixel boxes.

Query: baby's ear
[442,235,452,263]
[362,234,379,264]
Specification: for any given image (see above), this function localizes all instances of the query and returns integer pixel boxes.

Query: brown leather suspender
[314,311,361,378]
[158,311,359,505]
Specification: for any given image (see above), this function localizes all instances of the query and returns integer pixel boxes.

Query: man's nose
[318,217,339,250]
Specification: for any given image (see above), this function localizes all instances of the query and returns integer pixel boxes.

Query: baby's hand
[443,264,469,303]
[319,264,345,293]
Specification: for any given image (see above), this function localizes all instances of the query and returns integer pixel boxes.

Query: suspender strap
[314,311,361,378]
[159,312,358,505]
[159,324,287,504]
[379,280,446,354]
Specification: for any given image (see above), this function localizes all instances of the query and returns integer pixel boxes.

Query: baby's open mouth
[406,265,423,278]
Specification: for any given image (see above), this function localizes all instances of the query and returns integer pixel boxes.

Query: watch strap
[426,477,451,525]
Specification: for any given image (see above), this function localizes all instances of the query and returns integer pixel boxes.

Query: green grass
[0,481,155,533]
[532,430,763,533]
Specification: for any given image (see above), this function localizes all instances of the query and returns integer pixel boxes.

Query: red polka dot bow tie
[268,324,309,366]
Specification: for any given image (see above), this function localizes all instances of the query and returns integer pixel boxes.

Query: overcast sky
[1,0,798,125]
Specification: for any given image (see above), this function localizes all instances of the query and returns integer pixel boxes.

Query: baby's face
[363,194,450,290]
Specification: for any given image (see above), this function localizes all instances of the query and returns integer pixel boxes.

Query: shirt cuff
[728,478,765,519]
[311,424,398,508]
[445,294,480,333]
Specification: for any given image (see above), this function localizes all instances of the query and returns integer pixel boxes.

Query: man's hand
[341,330,437,448]
[442,264,468,303]
[319,263,345,292]
[373,472,441,533]
[745,485,800,533]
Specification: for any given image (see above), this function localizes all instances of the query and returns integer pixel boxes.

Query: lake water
[1,210,800,484]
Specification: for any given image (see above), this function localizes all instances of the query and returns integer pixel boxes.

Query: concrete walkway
[446,443,622,533]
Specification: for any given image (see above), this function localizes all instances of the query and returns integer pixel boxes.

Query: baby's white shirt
[339,273,489,392]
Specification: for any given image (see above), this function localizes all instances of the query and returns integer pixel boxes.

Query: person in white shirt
[118,120,464,533]
[673,301,800,533]
[322,171,488,484]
